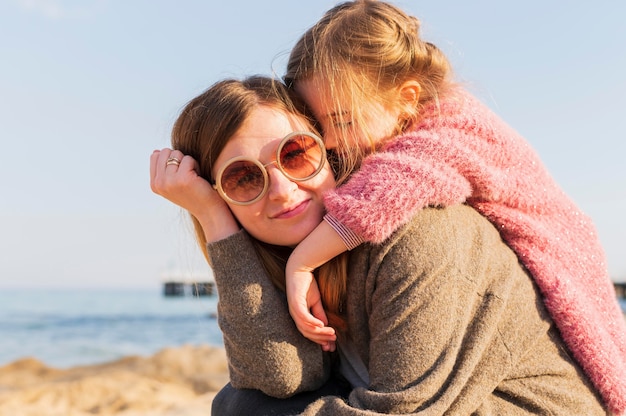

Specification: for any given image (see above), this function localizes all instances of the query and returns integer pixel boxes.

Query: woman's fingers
[150,148,181,193]
[151,148,195,196]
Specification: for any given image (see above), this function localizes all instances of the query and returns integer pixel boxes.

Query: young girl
[283,0,626,413]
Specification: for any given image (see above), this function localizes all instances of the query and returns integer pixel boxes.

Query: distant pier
[163,281,216,297]
[160,267,216,297]
[615,282,626,299]
[161,280,625,300]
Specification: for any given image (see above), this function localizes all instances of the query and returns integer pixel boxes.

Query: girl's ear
[395,81,421,132]
[398,80,421,110]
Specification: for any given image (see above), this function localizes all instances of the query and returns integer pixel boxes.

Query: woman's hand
[150,148,239,242]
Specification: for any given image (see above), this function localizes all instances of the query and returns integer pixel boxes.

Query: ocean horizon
[0,288,221,369]
[1,288,624,370]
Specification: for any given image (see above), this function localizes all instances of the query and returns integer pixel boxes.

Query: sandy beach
[2,314,624,416]
[0,344,229,416]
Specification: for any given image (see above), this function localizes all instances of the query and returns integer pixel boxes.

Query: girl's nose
[322,132,338,150]
[266,165,297,201]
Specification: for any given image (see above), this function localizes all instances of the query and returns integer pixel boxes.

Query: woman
[151,76,350,414]
[150,76,606,414]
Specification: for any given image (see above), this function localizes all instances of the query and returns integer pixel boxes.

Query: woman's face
[212,105,335,247]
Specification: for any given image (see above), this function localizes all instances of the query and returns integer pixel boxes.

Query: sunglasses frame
[213,131,327,206]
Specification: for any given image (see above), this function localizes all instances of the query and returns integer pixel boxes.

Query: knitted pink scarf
[323,88,626,414]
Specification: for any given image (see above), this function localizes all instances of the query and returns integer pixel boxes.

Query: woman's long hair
[171,76,348,331]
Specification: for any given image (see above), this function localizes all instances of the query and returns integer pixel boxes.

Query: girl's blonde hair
[285,0,453,182]
[171,76,348,331]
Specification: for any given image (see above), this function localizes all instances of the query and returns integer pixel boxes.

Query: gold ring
[166,157,181,167]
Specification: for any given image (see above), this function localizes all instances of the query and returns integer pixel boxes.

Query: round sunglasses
[213,131,327,205]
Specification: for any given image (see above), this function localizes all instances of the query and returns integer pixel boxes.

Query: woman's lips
[272,199,310,219]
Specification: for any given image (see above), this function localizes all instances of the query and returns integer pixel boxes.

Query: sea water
[0,288,221,368]
[1,289,623,370]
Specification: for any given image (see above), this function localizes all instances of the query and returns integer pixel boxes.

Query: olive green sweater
[207,205,606,415]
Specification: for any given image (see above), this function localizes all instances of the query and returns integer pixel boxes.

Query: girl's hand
[287,269,337,352]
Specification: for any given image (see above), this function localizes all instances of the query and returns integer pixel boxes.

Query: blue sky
[1,0,625,288]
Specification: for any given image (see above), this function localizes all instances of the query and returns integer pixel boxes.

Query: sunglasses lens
[216,133,324,205]
[279,134,324,179]
[220,161,265,203]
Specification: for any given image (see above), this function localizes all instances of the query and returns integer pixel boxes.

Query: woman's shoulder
[366,204,521,283]
[386,204,494,247]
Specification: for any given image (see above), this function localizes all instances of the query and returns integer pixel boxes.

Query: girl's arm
[322,138,471,244]
[285,219,356,350]
[285,129,471,347]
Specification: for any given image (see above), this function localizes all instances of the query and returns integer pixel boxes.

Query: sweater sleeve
[322,87,530,245]
[323,132,471,244]
[206,230,331,398]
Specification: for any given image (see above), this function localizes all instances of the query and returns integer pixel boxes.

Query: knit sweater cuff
[324,213,363,250]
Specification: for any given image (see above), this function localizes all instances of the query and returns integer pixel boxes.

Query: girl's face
[295,76,402,150]
[212,105,335,247]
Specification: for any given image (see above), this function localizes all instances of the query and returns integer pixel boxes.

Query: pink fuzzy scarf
[323,88,626,414]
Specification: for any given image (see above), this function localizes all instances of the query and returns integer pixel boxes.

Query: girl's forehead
[297,77,353,116]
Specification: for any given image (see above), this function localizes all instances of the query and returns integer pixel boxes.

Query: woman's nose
[266,165,297,200]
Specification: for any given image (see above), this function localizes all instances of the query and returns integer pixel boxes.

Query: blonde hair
[285,0,453,182]
[171,76,348,331]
